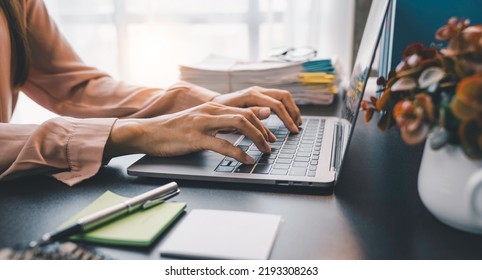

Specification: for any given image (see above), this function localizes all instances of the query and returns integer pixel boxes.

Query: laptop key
[289,167,307,176]
[238,138,253,146]
[258,158,275,164]
[280,149,296,154]
[293,162,308,168]
[278,154,294,159]
[249,146,260,152]
[234,164,254,173]
[273,163,290,169]
[309,165,317,171]
[253,164,272,174]
[275,133,288,138]
[296,152,311,157]
[215,166,235,173]
[284,143,298,147]
[271,169,288,175]
[276,158,292,164]
[238,145,250,152]
[247,151,262,158]
[308,171,316,177]
[294,156,310,162]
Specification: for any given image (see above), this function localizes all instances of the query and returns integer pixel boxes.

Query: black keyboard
[215,117,325,177]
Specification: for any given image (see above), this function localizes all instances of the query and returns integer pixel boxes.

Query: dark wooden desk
[1,105,482,259]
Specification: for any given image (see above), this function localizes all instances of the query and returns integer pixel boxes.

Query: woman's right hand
[104,102,276,164]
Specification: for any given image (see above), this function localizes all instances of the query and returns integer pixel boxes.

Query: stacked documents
[179,55,341,105]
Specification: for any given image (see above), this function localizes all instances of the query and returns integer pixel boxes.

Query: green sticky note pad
[59,191,186,247]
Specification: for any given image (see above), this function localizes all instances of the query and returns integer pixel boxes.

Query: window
[11,0,355,124]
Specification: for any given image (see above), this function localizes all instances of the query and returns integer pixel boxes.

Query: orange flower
[393,94,434,145]
[451,71,482,121]
[361,96,378,123]
[436,17,471,56]
[451,71,482,158]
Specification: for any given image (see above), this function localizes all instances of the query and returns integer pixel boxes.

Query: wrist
[104,119,144,158]
[166,81,220,112]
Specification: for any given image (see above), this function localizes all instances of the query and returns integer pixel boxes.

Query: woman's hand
[212,86,302,133]
[104,102,276,164]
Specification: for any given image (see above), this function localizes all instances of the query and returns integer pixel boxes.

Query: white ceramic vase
[418,136,482,234]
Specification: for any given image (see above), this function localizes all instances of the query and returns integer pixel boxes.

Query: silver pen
[30,182,180,247]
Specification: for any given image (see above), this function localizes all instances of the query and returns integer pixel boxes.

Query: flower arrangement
[362,17,482,158]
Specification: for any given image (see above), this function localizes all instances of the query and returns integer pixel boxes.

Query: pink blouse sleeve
[0,0,219,186]
[0,118,115,186]
[21,0,219,118]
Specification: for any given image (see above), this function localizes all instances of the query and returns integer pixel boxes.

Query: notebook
[159,209,282,260]
[58,191,186,247]
[127,0,391,195]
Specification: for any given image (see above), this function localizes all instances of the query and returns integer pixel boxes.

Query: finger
[246,91,299,133]
[206,114,271,153]
[259,88,302,126]
[245,106,277,142]
[212,106,270,142]
[248,106,271,120]
[247,107,277,142]
[267,128,277,142]
[202,136,255,164]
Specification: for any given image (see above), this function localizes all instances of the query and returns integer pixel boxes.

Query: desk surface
[1,104,482,259]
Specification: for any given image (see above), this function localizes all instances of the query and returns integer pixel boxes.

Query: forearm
[117,81,221,118]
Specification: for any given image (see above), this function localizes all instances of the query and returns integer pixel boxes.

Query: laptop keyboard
[215,117,325,177]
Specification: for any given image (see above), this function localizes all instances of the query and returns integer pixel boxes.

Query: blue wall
[391,0,482,69]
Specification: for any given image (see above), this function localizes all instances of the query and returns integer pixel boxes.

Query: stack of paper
[179,55,341,105]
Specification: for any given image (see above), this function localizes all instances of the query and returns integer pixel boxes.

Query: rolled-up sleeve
[0,118,116,186]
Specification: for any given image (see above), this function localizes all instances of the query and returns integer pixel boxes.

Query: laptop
[127,0,391,195]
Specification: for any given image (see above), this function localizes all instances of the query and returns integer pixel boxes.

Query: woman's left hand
[211,86,302,133]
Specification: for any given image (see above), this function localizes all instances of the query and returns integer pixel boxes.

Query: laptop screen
[342,0,390,125]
